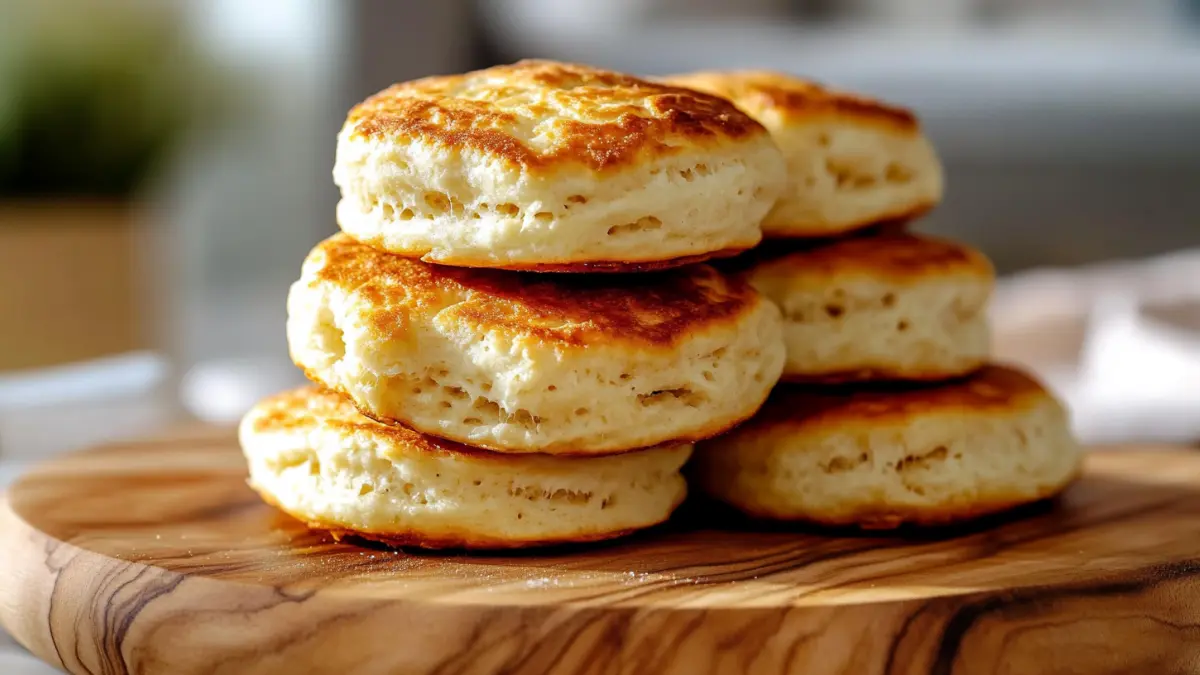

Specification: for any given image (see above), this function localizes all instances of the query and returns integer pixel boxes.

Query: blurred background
[2,0,1200,469]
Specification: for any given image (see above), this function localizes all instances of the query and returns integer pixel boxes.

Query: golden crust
[780,363,986,386]
[694,364,1080,529]
[339,380,768,457]
[724,479,1078,530]
[344,60,769,174]
[750,232,994,282]
[662,70,918,131]
[351,226,755,272]
[412,245,752,273]
[252,387,691,460]
[308,233,761,349]
[749,365,1055,433]
[244,388,692,549]
[712,220,911,274]
[255,484,671,551]
[249,387,545,463]
[761,201,935,243]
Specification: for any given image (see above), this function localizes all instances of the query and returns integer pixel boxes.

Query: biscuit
[287,234,785,454]
[744,232,992,382]
[691,365,1082,528]
[334,60,786,270]
[661,70,943,238]
[240,388,691,549]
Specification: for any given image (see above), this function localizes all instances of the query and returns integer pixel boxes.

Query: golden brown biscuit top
[306,234,761,348]
[662,70,917,131]
[751,232,993,282]
[343,60,768,173]
[750,365,1054,432]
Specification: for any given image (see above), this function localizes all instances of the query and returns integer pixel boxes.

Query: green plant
[0,2,221,199]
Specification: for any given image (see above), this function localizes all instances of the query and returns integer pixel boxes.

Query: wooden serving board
[3,428,1200,675]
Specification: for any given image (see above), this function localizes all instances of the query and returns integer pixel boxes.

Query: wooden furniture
[2,427,1199,674]
[0,202,143,371]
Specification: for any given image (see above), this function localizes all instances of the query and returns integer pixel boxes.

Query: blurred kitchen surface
[1,0,1200,473]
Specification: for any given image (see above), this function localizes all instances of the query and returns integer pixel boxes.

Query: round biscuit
[744,232,993,382]
[334,60,786,270]
[240,388,691,549]
[691,365,1083,528]
[661,70,943,238]
[288,234,786,454]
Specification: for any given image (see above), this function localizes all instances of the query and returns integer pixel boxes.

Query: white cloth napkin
[994,249,1200,446]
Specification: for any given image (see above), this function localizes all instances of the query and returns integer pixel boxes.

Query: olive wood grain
[2,427,1200,674]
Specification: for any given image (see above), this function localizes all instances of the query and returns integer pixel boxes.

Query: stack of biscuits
[663,71,1082,528]
[240,60,1083,548]
[238,61,789,548]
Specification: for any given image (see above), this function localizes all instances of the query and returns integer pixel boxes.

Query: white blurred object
[488,0,785,34]
[0,352,180,460]
[491,0,646,32]
[850,0,978,26]
[994,249,1200,446]
[996,0,1178,31]
[180,355,307,424]
[0,649,59,675]
[0,352,166,409]
[1070,296,1200,444]
[0,462,28,488]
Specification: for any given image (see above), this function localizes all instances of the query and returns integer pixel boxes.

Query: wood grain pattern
[3,427,1200,674]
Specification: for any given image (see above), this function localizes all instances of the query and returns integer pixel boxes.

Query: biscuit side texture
[241,388,692,549]
[287,235,786,453]
[663,70,943,237]
[692,366,1082,527]
[335,60,786,267]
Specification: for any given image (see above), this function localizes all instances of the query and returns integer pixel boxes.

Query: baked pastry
[241,388,691,549]
[691,365,1081,528]
[334,60,786,270]
[287,234,786,454]
[662,70,942,238]
[744,232,991,382]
